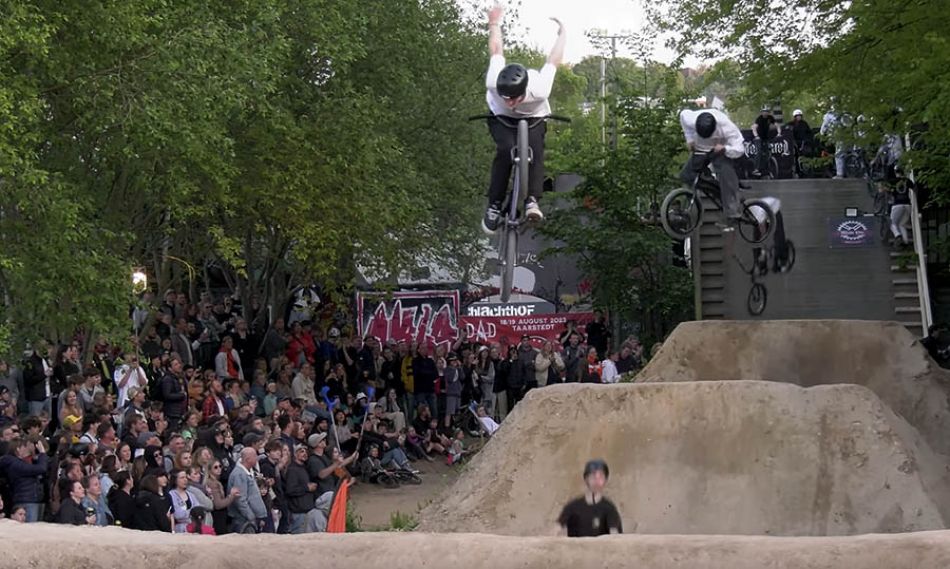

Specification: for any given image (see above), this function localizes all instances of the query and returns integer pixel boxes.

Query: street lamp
[132,268,148,295]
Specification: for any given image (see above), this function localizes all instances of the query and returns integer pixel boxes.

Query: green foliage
[0,0,496,352]
[541,64,693,346]
[388,510,418,531]
[649,0,950,200]
[346,505,363,533]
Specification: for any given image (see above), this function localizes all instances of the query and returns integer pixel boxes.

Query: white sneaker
[525,198,543,221]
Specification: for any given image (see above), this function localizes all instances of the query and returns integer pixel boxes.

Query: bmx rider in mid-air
[557,459,623,537]
[481,3,566,235]
[679,106,746,231]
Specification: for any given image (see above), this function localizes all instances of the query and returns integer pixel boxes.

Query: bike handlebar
[468,114,572,124]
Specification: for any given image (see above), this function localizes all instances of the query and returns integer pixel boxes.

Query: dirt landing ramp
[418,381,950,536]
[3,522,950,569]
[637,320,950,456]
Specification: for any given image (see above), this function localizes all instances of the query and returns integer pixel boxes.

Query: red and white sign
[460,312,595,349]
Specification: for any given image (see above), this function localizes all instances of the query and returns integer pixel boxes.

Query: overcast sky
[475,0,678,64]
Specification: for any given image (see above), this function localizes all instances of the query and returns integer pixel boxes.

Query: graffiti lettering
[357,291,460,347]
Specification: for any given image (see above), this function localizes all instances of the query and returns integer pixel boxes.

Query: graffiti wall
[356,291,461,347]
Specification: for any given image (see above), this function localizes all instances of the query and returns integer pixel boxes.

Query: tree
[0,0,499,354]
[541,65,693,347]
[648,0,950,198]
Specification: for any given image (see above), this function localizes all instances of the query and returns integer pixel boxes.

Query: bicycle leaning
[661,151,777,244]
[469,113,570,302]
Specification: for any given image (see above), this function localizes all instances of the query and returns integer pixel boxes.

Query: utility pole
[588,32,633,148]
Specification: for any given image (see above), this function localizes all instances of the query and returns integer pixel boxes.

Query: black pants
[753,211,789,269]
[488,117,546,206]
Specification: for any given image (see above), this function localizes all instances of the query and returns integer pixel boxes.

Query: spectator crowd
[0,292,645,534]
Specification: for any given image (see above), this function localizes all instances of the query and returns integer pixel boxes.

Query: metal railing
[906,134,933,331]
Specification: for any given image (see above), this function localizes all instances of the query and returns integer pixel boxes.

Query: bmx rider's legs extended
[483,118,547,233]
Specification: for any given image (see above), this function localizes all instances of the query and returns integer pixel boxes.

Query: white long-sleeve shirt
[679,109,746,159]
[485,55,556,118]
[601,359,619,383]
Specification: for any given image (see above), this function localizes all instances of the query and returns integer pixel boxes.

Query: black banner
[738,130,795,179]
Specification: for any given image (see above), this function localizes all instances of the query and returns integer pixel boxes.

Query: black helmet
[583,459,609,479]
[497,63,528,99]
[695,112,717,139]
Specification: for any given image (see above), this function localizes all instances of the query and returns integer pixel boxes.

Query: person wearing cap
[752,105,778,178]
[284,443,317,533]
[305,432,357,499]
[62,414,83,444]
[557,459,622,537]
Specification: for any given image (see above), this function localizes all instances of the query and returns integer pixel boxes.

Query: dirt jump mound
[418,381,950,536]
[637,320,950,456]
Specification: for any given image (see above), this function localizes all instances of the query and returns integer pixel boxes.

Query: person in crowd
[601,349,620,383]
[443,353,462,429]
[820,102,848,179]
[534,340,564,388]
[216,335,245,382]
[0,437,49,522]
[291,362,317,407]
[81,474,112,526]
[509,335,537,402]
[788,109,814,177]
[132,474,173,532]
[412,344,439,419]
[205,458,239,535]
[261,318,289,369]
[77,367,104,414]
[24,340,55,418]
[476,405,501,436]
[473,347,496,413]
[160,355,188,433]
[57,478,96,525]
[886,176,914,248]
[227,447,267,533]
[615,341,642,375]
[582,347,603,383]
[752,106,777,178]
[585,310,611,359]
[107,470,136,528]
[380,388,407,435]
[284,443,317,533]
[168,468,201,533]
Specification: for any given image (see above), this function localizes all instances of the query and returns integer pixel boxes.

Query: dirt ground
[419,380,950,536]
[349,451,462,529]
[3,521,950,569]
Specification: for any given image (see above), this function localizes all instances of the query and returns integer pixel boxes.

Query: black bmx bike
[661,152,776,244]
[470,113,570,302]
[732,240,797,316]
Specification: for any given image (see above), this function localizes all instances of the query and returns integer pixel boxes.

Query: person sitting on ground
[447,429,467,465]
[404,426,433,461]
[424,418,450,456]
[359,444,390,485]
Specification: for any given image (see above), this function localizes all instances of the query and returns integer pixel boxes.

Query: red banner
[357,290,460,348]
[460,312,595,349]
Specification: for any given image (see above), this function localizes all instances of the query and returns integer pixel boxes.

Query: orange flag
[327,480,351,533]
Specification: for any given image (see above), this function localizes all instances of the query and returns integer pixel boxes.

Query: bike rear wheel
[738,199,776,244]
[748,282,767,316]
[660,187,704,240]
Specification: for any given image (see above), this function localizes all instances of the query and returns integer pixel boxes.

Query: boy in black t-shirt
[557,459,622,537]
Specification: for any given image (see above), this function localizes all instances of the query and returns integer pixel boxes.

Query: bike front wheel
[660,188,704,240]
[738,199,776,244]
[499,228,517,302]
[748,282,767,316]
